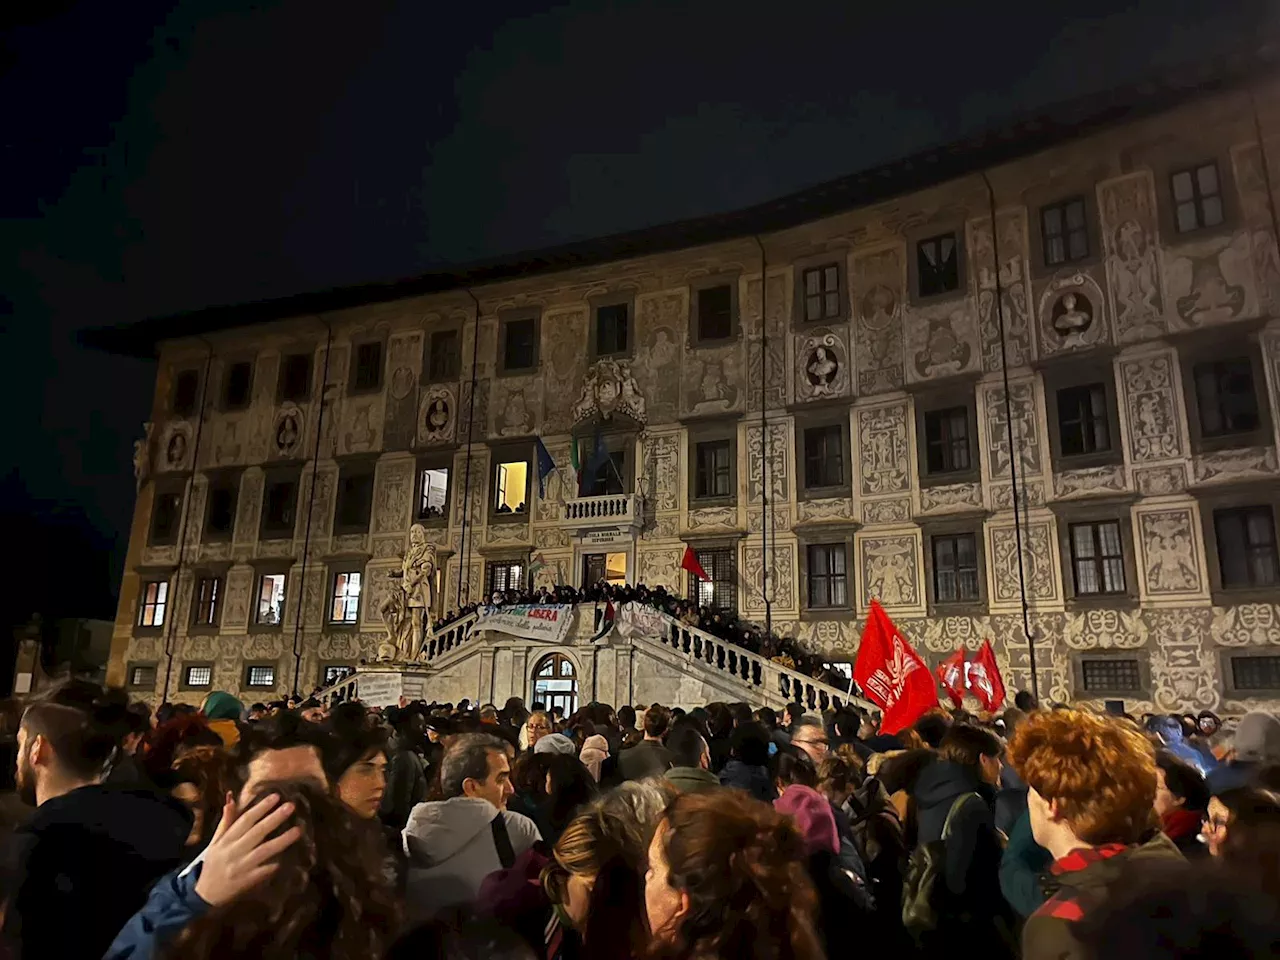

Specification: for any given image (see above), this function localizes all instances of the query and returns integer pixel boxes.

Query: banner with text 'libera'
[473,604,575,643]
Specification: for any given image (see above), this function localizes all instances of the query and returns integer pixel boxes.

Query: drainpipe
[290,317,333,696]
[159,341,214,704]
[980,171,1038,701]
[753,236,772,638]
[457,290,481,608]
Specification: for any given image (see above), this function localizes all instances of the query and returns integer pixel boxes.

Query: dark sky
[0,0,1272,624]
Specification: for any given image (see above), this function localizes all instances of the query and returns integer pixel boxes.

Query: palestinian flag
[590,601,616,643]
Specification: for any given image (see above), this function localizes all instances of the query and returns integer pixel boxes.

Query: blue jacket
[103,860,210,959]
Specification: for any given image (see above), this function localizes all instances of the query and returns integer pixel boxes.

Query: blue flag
[535,437,557,497]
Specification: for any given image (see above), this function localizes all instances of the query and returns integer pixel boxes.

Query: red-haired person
[1009,709,1183,960]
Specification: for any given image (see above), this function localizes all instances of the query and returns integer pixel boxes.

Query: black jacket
[719,760,776,803]
[380,737,428,831]
[5,783,192,960]
[616,740,673,782]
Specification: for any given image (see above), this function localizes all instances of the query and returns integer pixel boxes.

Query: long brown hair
[163,780,400,959]
[649,790,825,960]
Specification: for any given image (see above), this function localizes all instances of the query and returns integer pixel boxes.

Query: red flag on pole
[967,639,1007,713]
[681,546,710,582]
[854,599,937,735]
[936,647,967,709]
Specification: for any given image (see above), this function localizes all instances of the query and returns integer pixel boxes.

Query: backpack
[901,792,979,935]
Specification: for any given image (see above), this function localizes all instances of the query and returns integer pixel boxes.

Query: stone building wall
[112,79,1280,712]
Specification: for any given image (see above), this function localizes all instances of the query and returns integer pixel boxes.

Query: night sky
[1,0,1272,628]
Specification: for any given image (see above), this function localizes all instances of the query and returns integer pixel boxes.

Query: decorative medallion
[573,358,647,424]
[273,404,303,458]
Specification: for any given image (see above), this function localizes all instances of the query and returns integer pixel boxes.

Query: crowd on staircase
[0,671,1276,960]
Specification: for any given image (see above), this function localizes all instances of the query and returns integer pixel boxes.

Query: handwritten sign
[472,604,575,643]
[357,672,404,707]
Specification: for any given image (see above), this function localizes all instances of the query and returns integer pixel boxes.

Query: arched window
[532,653,578,716]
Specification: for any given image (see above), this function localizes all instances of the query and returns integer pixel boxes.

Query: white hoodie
[402,796,541,919]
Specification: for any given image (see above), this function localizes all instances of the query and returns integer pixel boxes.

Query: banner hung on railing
[472,604,575,643]
[615,602,670,640]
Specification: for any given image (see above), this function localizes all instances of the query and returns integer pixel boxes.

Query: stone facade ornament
[573,358,647,425]
[377,523,439,662]
[273,404,303,458]
[133,421,154,492]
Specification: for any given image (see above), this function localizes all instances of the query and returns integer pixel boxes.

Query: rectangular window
[418,467,450,521]
[205,479,238,539]
[595,303,629,355]
[138,580,169,628]
[494,460,529,514]
[1069,521,1126,595]
[279,353,312,402]
[245,665,276,689]
[256,573,286,625]
[503,318,538,371]
[695,440,733,499]
[183,665,213,688]
[917,232,960,297]
[1081,658,1142,693]
[803,424,845,489]
[691,548,736,615]
[1214,506,1279,588]
[1041,197,1090,266]
[151,490,183,544]
[193,576,221,626]
[1232,655,1280,691]
[428,330,461,381]
[697,284,734,341]
[923,406,971,474]
[584,451,625,497]
[583,552,628,588]
[801,264,842,322]
[173,370,200,417]
[223,361,252,409]
[807,544,849,609]
[261,476,298,537]
[1194,358,1260,438]
[486,560,525,596]
[932,534,980,603]
[1171,161,1225,233]
[352,341,384,392]
[323,664,355,687]
[128,664,157,688]
[1057,384,1112,457]
[335,468,374,531]
[330,571,362,624]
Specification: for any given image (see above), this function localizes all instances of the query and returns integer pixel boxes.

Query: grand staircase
[318,602,871,715]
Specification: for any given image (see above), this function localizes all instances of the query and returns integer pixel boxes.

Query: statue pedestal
[355,661,435,706]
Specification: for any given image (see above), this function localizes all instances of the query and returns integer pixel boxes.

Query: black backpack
[901,792,979,935]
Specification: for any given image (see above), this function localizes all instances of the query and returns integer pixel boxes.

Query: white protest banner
[357,672,404,707]
[616,602,670,641]
[472,604,575,643]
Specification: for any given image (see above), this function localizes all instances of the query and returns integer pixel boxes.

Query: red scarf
[1161,807,1202,843]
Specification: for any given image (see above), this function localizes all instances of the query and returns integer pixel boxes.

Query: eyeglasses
[793,738,829,748]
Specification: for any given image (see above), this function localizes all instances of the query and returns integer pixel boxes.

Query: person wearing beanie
[578,734,609,782]
[775,784,839,856]
[199,691,243,748]
[1208,711,1280,794]
[532,733,578,757]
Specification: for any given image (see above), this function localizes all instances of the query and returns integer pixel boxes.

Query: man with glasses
[790,718,829,766]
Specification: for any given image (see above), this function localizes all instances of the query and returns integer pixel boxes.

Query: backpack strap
[941,792,981,840]
[491,812,517,869]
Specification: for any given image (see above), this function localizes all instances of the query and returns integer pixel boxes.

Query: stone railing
[559,492,643,528]
[420,610,480,663]
[316,670,360,707]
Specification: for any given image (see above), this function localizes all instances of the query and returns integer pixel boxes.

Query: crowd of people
[0,680,1276,959]
[429,580,846,687]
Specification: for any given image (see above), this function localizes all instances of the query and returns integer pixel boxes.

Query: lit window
[495,460,528,514]
[246,665,276,688]
[330,571,362,623]
[418,467,449,521]
[486,561,525,596]
[138,580,169,628]
[583,552,628,587]
[184,665,212,688]
[128,664,157,688]
[690,548,736,615]
[193,577,221,626]
[256,573,286,625]
[323,664,355,686]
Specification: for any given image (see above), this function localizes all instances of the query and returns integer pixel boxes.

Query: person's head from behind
[618,705,637,730]
[167,746,234,851]
[754,706,777,730]
[705,703,733,739]
[644,704,672,741]
[939,723,1003,787]
[914,711,951,749]
[667,725,710,771]
[17,696,118,806]
[1154,752,1209,819]
[729,722,771,767]
[321,703,390,819]
[784,703,804,727]
[789,719,828,766]
[525,711,552,746]
[232,712,328,808]
[817,754,859,808]
[832,708,860,741]
[1009,709,1156,859]
[644,789,823,960]
[544,780,675,946]
[384,907,536,960]
[1014,690,1038,713]
[166,780,399,960]
[542,754,599,837]
[440,733,512,809]
[771,745,818,798]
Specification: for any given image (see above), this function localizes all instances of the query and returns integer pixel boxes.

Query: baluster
[727,650,737,675]
[705,642,714,665]
[716,645,725,670]
[752,660,762,686]
[819,692,829,711]
[681,630,691,655]
[693,636,702,659]
[806,685,816,711]
[778,674,790,698]
[740,656,749,682]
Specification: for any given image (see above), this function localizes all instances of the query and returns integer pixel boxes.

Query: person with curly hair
[1009,709,1183,960]
[644,789,825,960]
[164,746,235,858]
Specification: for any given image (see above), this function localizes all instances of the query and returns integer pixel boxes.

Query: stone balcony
[558,492,644,532]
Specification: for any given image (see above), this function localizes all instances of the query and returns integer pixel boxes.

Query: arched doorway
[531,653,578,716]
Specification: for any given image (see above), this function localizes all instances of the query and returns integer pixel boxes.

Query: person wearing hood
[1153,751,1209,857]
[1206,710,1280,794]
[1010,709,1184,960]
[199,691,243,748]
[579,732,610,782]
[1147,714,1212,775]
[664,725,720,793]
[533,732,578,758]
[403,732,541,921]
[911,723,1015,958]
[8,694,193,960]
[719,721,777,802]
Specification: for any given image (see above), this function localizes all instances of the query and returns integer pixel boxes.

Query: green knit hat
[202,690,244,721]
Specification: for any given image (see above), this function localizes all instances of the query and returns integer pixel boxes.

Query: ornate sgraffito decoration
[852,246,905,394]
[1118,352,1183,462]
[1165,234,1254,329]
[418,385,455,445]
[859,534,919,608]
[969,210,1034,371]
[857,402,910,496]
[1232,142,1280,313]
[1097,171,1166,343]
[1137,508,1203,596]
[273,404,304,458]
[573,358,647,425]
[905,300,980,382]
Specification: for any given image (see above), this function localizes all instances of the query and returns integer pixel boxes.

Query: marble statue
[377,570,411,662]
[402,523,437,659]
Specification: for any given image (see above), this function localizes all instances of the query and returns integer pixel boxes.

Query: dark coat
[719,759,776,803]
[380,737,428,831]
[6,784,192,960]
[616,740,673,782]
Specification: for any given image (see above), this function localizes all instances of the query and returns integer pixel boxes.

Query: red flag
[681,546,710,582]
[854,599,937,735]
[966,639,1006,713]
[936,648,967,709]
